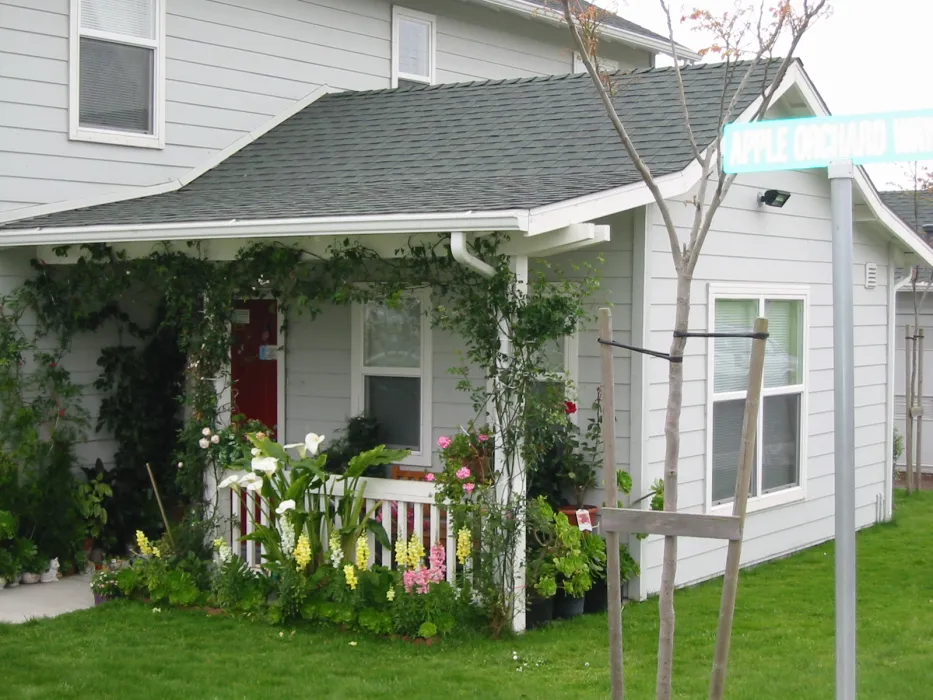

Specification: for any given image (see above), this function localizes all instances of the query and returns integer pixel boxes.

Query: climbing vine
[0,233,601,591]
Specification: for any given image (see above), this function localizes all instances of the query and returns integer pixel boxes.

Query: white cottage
[1,54,930,609]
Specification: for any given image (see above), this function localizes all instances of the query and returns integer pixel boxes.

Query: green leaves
[346,446,410,479]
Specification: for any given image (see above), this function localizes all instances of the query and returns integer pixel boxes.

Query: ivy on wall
[0,235,601,576]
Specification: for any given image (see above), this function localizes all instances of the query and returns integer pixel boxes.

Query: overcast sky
[596,0,932,190]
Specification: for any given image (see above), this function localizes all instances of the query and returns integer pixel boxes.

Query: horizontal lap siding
[0,0,652,212]
[282,216,635,472]
[639,169,891,597]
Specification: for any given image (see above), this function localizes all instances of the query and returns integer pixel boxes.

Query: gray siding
[0,0,652,213]
[283,217,635,475]
[894,290,933,471]
[0,245,136,470]
[638,169,891,597]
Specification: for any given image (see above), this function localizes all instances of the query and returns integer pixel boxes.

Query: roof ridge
[326,58,780,100]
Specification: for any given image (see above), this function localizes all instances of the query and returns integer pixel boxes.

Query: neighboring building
[0,0,693,213]
[2,42,930,610]
[880,189,933,474]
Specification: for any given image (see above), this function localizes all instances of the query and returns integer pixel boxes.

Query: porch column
[493,254,528,632]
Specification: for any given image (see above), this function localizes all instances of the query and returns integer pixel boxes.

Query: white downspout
[885,244,897,521]
[450,231,496,278]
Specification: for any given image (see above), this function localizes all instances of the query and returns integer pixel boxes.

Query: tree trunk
[656,270,692,700]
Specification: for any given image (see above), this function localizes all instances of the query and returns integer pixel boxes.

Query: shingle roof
[2,60,780,231]
[880,190,933,234]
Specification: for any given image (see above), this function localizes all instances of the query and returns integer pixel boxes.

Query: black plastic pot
[584,578,608,614]
[527,597,554,629]
[554,590,586,619]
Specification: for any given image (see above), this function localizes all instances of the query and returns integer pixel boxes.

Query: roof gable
[1,61,777,232]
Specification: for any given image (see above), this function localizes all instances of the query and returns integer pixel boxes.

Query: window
[532,334,579,399]
[70,0,164,147]
[572,52,619,74]
[708,287,808,509]
[352,294,432,464]
[391,6,435,88]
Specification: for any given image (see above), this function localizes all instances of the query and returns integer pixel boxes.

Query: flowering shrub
[90,569,120,598]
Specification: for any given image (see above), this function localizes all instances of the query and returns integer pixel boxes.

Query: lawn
[2,492,930,700]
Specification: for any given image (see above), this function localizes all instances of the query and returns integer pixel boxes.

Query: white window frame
[705,284,810,514]
[351,290,433,467]
[391,5,436,88]
[533,331,580,421]
[69,0,166,149]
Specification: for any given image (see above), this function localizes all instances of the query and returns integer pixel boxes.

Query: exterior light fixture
[758,189,791,207]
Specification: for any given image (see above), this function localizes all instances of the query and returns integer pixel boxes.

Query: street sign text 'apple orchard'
[723,108,933,700]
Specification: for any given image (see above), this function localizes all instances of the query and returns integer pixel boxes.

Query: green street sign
[723,110,933,173]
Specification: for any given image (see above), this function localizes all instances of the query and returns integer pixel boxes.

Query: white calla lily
[251,456,279,475]
[275,499,296,515]
[304,432,326,456]
[239,472,264,492]
[218,473,242,489]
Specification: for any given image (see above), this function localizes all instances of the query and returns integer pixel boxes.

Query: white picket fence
[224,475,457,584]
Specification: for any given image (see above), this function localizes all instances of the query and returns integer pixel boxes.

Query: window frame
[69,0,166,149]
[705,284,810,514]
[350,290,433,467]
[391,5,436,88]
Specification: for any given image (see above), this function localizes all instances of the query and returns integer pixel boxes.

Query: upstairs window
[392,6,435,88]
[70,0,164,148]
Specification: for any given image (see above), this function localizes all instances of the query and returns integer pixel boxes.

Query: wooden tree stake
[708,317,768,700]
[600,308,625,699]
[917,328,925,491]
[905,326,914,494]
[146,462,176,549]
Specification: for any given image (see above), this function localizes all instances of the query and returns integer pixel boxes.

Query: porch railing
[225,475,456,584]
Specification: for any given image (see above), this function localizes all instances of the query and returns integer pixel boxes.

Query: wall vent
[865,262,878,289]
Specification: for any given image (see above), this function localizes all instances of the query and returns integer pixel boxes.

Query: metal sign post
[721,108,933,700]
[828,160,857,700]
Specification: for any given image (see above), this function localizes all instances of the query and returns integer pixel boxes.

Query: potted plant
[526,497,559,629]
[90,569,120,605]
[8,538,37,586]
[75,473,112,554]
[436,424,494,485]
[526,497,593,620]
[556,395,603,527]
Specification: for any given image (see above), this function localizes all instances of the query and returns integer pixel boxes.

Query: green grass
[2,492,931,699]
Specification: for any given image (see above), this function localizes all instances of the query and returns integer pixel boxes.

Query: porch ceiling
[0,61,775,239]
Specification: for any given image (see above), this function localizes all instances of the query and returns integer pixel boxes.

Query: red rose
[564,400,577,415]
[58,410,66,417]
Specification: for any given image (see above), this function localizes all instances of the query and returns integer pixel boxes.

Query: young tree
[558,1,829,698]
[904,164,933,493]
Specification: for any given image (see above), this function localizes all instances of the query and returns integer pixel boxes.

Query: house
[880,189,933,475]
[0,0,694,214]
[2,1,931,621]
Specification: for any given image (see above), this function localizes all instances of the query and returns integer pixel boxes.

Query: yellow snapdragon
[394,537,408,568]
[407,533,425,569]
[456,527,471,565]
[135,530,158,557]
[355,536,370,571]
[294,533,312,571]
[344,564,358,591]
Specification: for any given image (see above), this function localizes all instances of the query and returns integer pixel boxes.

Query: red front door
[231,299,279,437]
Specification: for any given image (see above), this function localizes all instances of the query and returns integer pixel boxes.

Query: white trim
[69,0,166,149]
[469,0,702,61]
[391,6,436,88]
[277,306,287,440]
[3,84,337,225]
[704,283,810,513]
[0,211,528,247]
[351,291,433,467]
[628,204,651,601]
[525,163,704,236]
[884,244,895,520]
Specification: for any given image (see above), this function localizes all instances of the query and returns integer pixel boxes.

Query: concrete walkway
[0,573,95,624]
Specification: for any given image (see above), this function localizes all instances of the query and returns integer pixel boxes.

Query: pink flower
[437,436,452,449]
[478,434,489,442]
[455,467,471,480]
[463,483,475,494]
[425,473,436,482]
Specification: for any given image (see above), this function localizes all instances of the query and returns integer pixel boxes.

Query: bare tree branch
[660,0,704,165]
[560,0,685,271]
